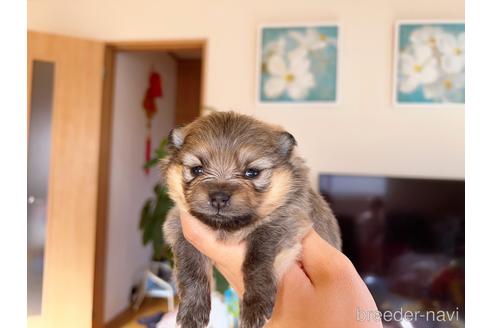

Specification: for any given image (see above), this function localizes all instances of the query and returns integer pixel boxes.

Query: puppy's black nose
[209,191,231,210]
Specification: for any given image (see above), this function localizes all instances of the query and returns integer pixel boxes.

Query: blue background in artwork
[397,23,465,104]
[260,26,338,102]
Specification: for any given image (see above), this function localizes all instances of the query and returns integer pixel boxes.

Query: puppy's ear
[168,128,185,151]
[278,131,297,157]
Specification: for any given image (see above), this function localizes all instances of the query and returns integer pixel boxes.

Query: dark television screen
[319,174,464,328]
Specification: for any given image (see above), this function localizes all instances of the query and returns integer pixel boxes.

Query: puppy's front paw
[239,294,275,328]
[176,299,210,328]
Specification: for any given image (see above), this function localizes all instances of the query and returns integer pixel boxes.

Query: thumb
[179,210,217,255]
[180,210,245,265]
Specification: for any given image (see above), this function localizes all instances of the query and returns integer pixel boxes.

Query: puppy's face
[162,112,296,231]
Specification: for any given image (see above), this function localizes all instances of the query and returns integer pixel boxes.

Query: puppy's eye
[191,166,204,177]
[244,168,260,179]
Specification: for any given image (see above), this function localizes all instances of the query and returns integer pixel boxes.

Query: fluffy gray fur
[161,111,341,328]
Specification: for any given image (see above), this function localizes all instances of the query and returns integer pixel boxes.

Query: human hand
[180,210,383,328]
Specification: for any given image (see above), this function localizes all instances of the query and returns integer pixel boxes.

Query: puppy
[162,111,341,328]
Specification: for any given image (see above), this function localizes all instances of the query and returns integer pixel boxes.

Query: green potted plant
[139,138,174,264]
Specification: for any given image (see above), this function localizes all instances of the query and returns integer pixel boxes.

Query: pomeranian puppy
[162,111,341,328]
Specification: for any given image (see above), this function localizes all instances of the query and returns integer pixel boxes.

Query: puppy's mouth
[189,210,255,232]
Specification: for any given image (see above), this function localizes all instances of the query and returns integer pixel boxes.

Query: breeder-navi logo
[356,307,461,324]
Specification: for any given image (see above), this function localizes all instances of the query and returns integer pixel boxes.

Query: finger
[215,262,245,297]
[300,229,352,286]
[280,263,314,294]
[179,210,218,255]
[268,263,315,327]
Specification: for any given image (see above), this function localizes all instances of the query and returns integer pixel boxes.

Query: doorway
[94,41,206,328]
[27,32,206,328]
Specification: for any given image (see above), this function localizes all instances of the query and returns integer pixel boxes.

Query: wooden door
[175,58,202,125]
[28,31,106,328]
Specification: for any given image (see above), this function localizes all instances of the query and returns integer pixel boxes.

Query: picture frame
[256,22,341,107]
[392,20,465,107]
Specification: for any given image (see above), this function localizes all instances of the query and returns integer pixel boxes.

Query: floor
[111,298,173,328]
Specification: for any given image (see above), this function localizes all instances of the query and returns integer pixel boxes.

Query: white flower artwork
[264,51,315,100]
[394,21,465,105]
[289,28,337,52]
[258,24,339,104]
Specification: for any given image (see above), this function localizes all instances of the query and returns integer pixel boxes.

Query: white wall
[104,52,176,322]
[28,0,464,184]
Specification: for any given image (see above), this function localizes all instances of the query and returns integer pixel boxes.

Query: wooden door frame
[93,39,208,328]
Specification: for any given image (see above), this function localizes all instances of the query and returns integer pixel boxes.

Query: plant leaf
[139,199,154,230]
[138,138,175,262]
[213,267,230,294]
[143,158,160,169]
[142,215,158,245]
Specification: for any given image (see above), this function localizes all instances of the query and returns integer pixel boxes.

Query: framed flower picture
[257,23,340,105]
[393,20,465,106]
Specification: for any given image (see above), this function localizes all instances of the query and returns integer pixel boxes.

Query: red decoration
[142,70,163,174]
